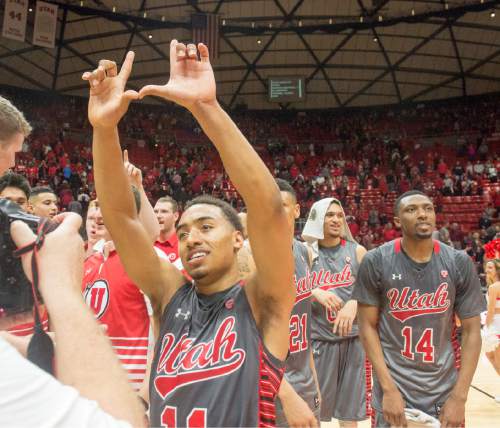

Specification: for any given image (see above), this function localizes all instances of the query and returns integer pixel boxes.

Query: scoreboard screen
[268,77,305,102]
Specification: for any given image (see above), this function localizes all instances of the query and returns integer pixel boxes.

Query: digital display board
[268,77,305,102]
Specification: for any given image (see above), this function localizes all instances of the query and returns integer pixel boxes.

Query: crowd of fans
[1,85,498,274]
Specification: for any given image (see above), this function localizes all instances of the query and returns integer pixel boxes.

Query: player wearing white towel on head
[303,197,370,428]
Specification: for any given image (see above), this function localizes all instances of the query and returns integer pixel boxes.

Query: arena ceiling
[1,0,500,110]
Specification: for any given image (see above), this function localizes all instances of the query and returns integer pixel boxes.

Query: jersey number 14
[401,326,435,363]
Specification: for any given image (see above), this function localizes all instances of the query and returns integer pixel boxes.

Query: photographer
[0,95,145,427]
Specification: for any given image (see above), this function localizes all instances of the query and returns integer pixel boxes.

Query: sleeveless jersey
[82,250,150,390]
[311,240,360,343]
[149,282,285,427]
[276,240,317,414]
[353,239,486,413]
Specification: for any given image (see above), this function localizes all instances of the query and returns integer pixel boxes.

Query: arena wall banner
[2,0,29,42]
[33,1,58,48]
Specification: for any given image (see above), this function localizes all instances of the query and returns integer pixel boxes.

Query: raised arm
[139,41,295,358]
[123,149,160,242]
[83,54,184,312]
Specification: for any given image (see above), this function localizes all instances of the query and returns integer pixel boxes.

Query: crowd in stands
[1,85,499,276]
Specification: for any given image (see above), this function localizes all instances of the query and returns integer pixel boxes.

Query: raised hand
[123,149,143,189]
[82,52,138,129]
[139,40,216,110]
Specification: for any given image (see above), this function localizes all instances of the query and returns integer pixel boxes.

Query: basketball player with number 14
[353,191,485,428]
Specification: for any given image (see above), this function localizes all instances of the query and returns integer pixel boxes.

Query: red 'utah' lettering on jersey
[155,316,246,399]
[387,283,451,322]
[311,264,354,290]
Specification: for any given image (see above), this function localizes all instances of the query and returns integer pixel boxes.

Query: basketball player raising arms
[83,41,294,427]
[353,190,485,428]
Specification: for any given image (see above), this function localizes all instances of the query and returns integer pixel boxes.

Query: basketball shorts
[312,337,372,421]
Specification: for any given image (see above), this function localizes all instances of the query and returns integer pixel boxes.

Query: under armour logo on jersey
[175,308,191,320]
[392,274,402,280]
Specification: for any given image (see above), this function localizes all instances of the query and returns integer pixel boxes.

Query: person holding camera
[0,95,145,427]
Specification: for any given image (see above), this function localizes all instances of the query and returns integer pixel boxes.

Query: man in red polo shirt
[153,196,181,269]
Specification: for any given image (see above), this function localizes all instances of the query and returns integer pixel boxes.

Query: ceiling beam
[53,8,68,90]
[0,61,50,90]
[356,0,401,103]
[342,17,454,107]
[440,0,466,97]
[406,46,500,102]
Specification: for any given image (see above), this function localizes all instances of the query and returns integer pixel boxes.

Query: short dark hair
[394,190,431,215]
[29,186,56,200]
[275,178,297,201]
[185,195,243,233]
[0,172,31,199]
[156,196,178,212]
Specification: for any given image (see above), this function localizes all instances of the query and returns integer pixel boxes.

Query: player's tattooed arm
[439,315,481,428]
[123,149,160,242]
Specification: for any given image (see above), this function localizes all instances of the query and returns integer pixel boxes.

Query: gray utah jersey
[353,239,485,414]
[311,239,360,343]
[150,282,285,427]
[276,240,318,417]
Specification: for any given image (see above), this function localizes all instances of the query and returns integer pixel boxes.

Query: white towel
[302,197,355,244]
[403,408,440,428]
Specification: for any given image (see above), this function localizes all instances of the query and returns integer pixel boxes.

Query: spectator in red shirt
[382,222,398,242]
[153,196,181,266]
[437,158,448,177]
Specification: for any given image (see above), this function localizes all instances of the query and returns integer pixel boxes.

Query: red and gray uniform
[310,239,371,422]
[82,250,150,390]
[275,240,320,426]
[353,239,486,425]
[149,282,285,427]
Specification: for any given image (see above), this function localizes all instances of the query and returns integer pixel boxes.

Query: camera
[0,199,58,316]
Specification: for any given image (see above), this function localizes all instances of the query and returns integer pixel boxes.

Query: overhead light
[329,18,333,25]
[222,19,226,26]
[444,3,449,10]
[373,36,378,42]
[269,23,273,28]
[80,1,84,6]
[378,15,383,22]
[112,6,116,12]
[28,8,33,12]
[148,34,153,39]
[257,39,262,45]
[359,16,364,23]
[143,12,147,18]
[411,9,415,16]
[161,16,165,22]
[491,10,496,18]
[298,20,302,27]
[251,22,255,28]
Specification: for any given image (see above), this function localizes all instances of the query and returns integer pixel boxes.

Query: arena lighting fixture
[251,21,255,28]
[112,6,116,12]
[373,36,378,42]
[269,23,273,28]
[28,8,33,12]
[80,1,83,6]
[378,15,383,22]
[143,12,147,18]
[329,18,333,24]
[491,10,496,18]
[411,9,415,16]
[298,20,303,27]
[148,34,153,39]
[161,16,165,21]
[445,3,449,10]
[359,16,364,22]
[257,39,262,44]
[222,19,226,25]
